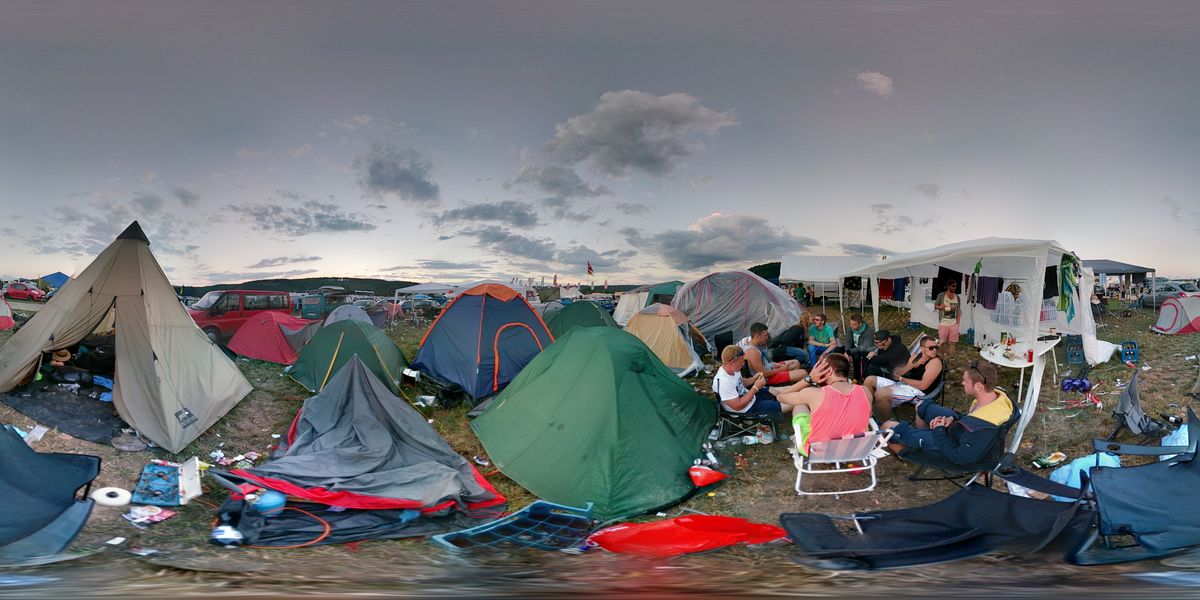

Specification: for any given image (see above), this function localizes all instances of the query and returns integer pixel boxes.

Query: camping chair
[898,403,1021,488]
[792,419,891,496]
[1107,370,1164,443]
[779,471,1093,570]
[717,401,779,443]
[1067,406,1200,565]
[0,427,100,562]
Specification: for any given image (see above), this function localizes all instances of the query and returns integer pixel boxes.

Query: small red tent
[0,299,14,331]
[1151,294,1200,335]
[227,312,321,364]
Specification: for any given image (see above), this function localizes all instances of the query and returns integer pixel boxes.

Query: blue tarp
[38,272,69,288]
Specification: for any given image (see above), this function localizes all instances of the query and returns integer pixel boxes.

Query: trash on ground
[123,505,178,528]
[431,501,594,552]
[91,487,132,507]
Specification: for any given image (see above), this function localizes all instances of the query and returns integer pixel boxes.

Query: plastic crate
[1064,334,1085,365]
[1120,340,1140,363]
[431,501,594,551]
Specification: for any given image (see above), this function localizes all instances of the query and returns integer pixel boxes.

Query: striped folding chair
[791,419,892,496]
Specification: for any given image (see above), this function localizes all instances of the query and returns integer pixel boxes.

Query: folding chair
[899,405,1021,488]
[1107,370,1164,443]
[792,419,891,496]
[0,427,101,562]
[717,403,779,443]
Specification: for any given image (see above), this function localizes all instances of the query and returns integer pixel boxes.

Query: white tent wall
[613,290,649,326]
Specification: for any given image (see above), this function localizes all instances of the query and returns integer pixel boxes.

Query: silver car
[1140,281,1199,308]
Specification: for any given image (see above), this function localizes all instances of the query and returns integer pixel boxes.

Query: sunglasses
[925,345,940,351]
[968,360,989,386]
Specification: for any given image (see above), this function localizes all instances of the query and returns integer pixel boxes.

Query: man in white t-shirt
[712,345,783,415]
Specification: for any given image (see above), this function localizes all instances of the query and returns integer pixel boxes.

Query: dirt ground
[1,302,1199,571]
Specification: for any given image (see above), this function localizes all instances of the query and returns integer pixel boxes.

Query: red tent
[227,312,321,364]
[1151,294,1200,335]
[0,299,14,331]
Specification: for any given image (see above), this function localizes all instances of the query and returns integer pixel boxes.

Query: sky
[1,0,1198,286]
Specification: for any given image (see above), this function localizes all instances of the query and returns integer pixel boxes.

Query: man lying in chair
[738,322,807,386]
[881,360,1014,466]
[863,337,944,420]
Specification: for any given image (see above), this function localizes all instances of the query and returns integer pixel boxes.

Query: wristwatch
[803,375,815,386]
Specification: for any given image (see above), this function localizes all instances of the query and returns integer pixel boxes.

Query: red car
[2,282,45,302]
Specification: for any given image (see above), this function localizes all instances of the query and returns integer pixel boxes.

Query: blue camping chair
[0,427,100,562]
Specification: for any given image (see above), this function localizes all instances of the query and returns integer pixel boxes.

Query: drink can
[1026,349,1034,362]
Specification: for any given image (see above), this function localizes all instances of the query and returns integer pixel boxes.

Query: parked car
[1139,281,1199,308]
[2,282,45,302]
[188,289,292,342]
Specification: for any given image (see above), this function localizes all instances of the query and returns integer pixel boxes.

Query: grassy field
[1,303,1198,570]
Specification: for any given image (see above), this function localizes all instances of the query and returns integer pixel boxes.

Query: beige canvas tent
[0,222,252,452]
[623,303,706,377]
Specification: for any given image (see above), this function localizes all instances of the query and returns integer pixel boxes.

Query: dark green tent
[472,327,715,520]
[543,300,618,338]
[290,320,410,394]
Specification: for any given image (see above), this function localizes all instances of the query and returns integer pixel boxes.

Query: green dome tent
[472,327,715,520]
[290,320,410,395]
[543,300,618,338]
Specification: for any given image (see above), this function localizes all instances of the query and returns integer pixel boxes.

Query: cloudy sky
[2,1,1198,285]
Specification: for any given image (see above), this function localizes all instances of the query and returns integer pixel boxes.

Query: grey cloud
[616,202,651,215]
[618,227,649,248]
[227,193,377,237]
[35,197,201,259]
[355,143,440,204]
[131,193,165,214]
[839,243,892,257]
[174,187,200,207]
[912,183,941,200]
[870,204,936,235]
[332,114,407,135]
[416,259,487,270]
[556,245,623,269]
[201,268,319,284]
[246,255,322,269]
[434,201,541,228]
[542,90,737,177]
[459,226,558,262]
[648,214,818,270]
[506,160,611,199]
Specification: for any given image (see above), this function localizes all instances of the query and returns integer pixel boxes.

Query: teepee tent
[227,312,321,364]
[624,303,705,377]
[543,300,618,338]
[1151,295,1200,335]
[472,327,715,520]
[0,222,252,452]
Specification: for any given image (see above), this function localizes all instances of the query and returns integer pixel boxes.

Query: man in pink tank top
[775,354,872,455]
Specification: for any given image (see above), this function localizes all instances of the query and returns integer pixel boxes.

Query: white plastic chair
[792,419,892,496]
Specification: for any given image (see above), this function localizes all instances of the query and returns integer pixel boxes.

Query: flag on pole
[587,261,594,276]
[553,274,558,286]
[604,279,608,290]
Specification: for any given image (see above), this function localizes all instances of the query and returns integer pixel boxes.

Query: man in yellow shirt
[882,360,1015,465]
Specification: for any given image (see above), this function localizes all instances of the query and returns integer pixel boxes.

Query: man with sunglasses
[864,337,944,419]
[881,360,1014,465]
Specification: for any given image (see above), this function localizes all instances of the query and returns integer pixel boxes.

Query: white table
[979,337,1062,404]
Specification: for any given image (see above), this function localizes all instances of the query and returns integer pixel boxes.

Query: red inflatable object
[588,515,786,557]
[688,465,729,487]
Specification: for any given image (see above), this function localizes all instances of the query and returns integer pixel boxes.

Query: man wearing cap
[712,345,783,415]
